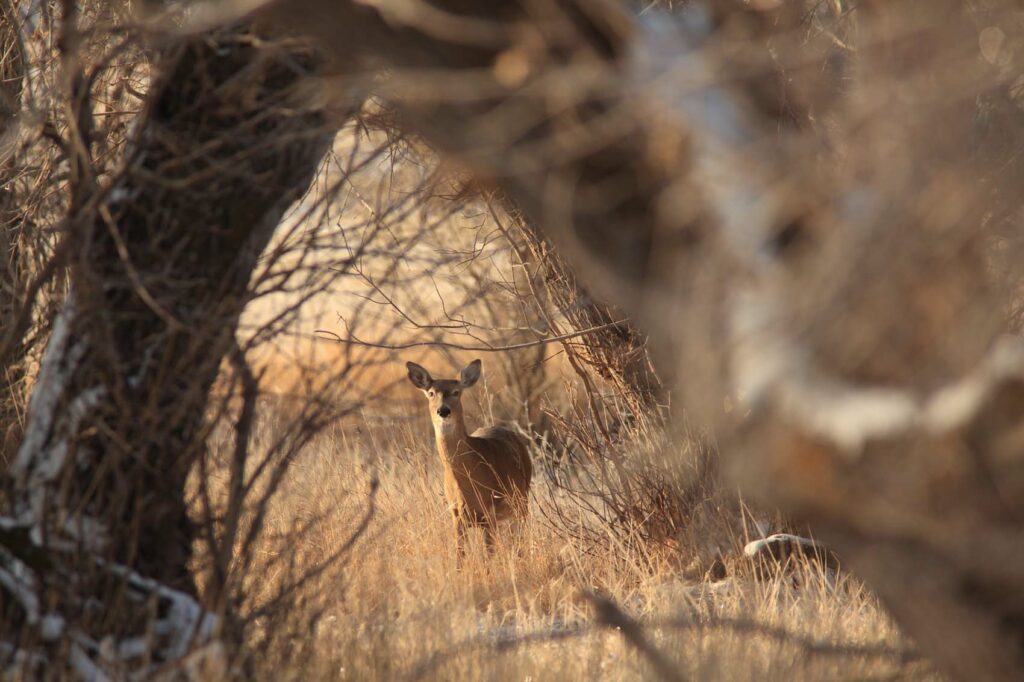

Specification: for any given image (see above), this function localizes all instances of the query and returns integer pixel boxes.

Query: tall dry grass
[197,386,933,682]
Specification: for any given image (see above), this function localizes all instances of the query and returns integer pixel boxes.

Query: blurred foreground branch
[242,0,1024,679]
[411,591,919,680]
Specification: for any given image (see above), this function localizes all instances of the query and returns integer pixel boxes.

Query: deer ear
[460,359,482,388]
[406,362,433,390]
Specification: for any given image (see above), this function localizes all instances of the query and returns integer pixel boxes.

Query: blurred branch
[584,591,686,682]
[244,1,1024,678]
[410,591,920,680]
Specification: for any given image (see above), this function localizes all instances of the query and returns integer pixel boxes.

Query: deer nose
[437,406,451,418]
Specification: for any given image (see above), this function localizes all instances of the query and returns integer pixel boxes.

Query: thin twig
[313,319,630,352]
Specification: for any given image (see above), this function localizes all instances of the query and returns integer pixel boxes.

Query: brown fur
[406,359,533,558]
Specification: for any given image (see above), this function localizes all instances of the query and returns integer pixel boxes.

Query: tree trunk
[1,24,338,676]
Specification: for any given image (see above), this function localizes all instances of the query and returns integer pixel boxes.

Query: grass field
[194,396,936,682]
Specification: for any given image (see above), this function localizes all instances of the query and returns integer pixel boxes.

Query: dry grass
[204,397,934,682]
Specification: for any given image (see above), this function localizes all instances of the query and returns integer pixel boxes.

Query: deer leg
[454,515,469,570]
[512,501,529,557]
[483,523,496,554]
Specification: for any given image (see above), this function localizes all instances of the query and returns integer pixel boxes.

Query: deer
[406,359,533,562]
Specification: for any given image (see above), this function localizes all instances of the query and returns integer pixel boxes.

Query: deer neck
[434,415,470,463]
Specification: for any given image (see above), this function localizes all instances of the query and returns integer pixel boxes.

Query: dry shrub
[218,404,924,681]
[287,128,732,564]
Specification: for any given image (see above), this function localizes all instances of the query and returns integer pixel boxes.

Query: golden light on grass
[194,402,923,681]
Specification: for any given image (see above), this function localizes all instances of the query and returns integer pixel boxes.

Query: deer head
[406,359,482,433]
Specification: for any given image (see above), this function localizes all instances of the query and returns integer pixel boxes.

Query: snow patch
[39,614,65,641]
[69,642,111,682]
[114,566,217,660]
[0,566,39,623]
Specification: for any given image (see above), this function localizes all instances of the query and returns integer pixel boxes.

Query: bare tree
[0,14,344,675]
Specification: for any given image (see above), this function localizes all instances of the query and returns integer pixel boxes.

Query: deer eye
[451,389,460,397]
[428,389,435,397]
